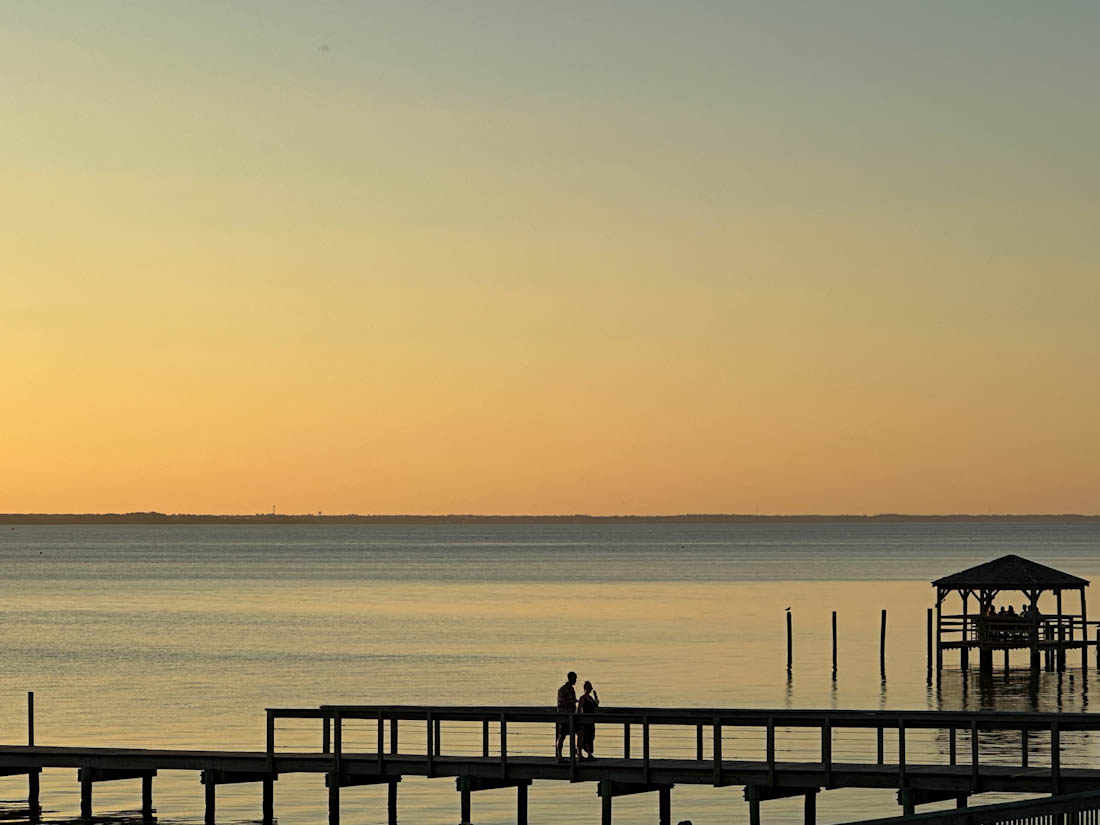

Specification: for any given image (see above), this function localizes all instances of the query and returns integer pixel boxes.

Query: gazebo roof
[932,554,1089,591]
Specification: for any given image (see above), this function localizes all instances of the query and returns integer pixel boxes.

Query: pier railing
[841,788,1100,825]
[267,705,1100,793]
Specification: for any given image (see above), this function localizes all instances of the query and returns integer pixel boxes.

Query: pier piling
[80,768,93,821]
[880,610,887,677]
[205,775,216,825]
[262,776,274,824]
[926,609,933,678]
[26,695,38,822]
[143,774,155,822]
[460,784,471,825]
[831,611,837,676]
[786,611,793,672]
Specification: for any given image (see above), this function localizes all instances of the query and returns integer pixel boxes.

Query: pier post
[935,594,943,671]
[602,789,613,825]
[517,782,527,825]
[786,611,793,672]
[1057,590,1066,671]
[262,776,274,824]
[81,768,93,821]
[205,776,216,825]
[926,609,933,679]
[659,786,671,825]
[460,784,471,825]
[143,774,155,822]
[979,648,993,679]
[831,611,837,676]
[1081,587,1088,673]
[880,609,887,677]
[27,695,40,822]
[900,788,916,816]
[748,794,761,825]
[327,773,340,825]
[389,781,399,825]
[804,789,817,825]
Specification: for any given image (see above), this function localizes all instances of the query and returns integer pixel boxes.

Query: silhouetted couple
[555,671,599,762]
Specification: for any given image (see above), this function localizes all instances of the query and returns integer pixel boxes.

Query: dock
[6,703,1100,824]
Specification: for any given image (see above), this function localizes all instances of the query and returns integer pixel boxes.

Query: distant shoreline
[1,513,1097,525]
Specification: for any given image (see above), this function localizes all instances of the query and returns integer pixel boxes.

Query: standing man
[554,671,578,762]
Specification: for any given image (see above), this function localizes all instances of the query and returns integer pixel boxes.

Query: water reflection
[930,665,1089,713]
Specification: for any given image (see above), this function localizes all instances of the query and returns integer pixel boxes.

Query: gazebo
[932,554,1090,676]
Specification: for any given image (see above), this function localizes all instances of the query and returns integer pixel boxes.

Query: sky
[2,2,1099,515]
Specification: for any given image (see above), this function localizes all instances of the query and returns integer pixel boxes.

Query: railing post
[696,723,704,760]
[949,727,957,766]
[766,718,776,786]
[499,713,508,779]
[877,726,884,765]
[1022,728,1029,768]
[377,712,385,771]
[1052,721,1061,795]
[643,716,651,785]
[390,718,398,755]
[266,709,275,774]
[482,719,490,758]
[323,715,331,754]
[425,711,433,778]
[897,719,906,790]
[333,711,343,778]
[434,716,441,756]
[624,722,631,759]
[713,716,723,786]
[822,719,832,789]
[970,720,979,793]
[569,712,577,781]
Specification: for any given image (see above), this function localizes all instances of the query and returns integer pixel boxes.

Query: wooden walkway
[5,705,1100,824]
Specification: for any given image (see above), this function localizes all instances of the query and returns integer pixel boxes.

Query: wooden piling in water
[926,609,933,677]
[327,774,340,825]
[27,695,39,822]
[831,611,837,676]
[659,786,671,825]
[786,611,793,672]
[81,768,93,821]
[261,776,273,824]
[459,783,471,825]
[517,782,527,825]
[880,609,887,677]
[142,775,155,822]
[205,776,217,825]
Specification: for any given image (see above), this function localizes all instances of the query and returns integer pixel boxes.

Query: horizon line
[2,512,1098,524]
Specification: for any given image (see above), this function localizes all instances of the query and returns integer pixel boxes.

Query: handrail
[262,704,1089,798]
[268,704,1100,729]
[839,789,1100,825]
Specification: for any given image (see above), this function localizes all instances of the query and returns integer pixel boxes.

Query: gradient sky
[3,2,1098,515]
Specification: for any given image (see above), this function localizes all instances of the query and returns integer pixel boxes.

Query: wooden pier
[7,703,1100,824]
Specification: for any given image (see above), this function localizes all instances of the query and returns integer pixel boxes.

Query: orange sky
[3,3,1098,514]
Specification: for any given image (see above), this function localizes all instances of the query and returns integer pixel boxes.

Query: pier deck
[6,705,1100,825]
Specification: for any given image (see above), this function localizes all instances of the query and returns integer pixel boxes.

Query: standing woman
[577,681,599,760]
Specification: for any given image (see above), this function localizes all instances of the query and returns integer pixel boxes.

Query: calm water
[2,522,1100,824]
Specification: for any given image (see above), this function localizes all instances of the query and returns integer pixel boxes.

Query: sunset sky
[3,2,1098,515]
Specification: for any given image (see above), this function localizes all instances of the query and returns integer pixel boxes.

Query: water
[2,522,1099,824]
